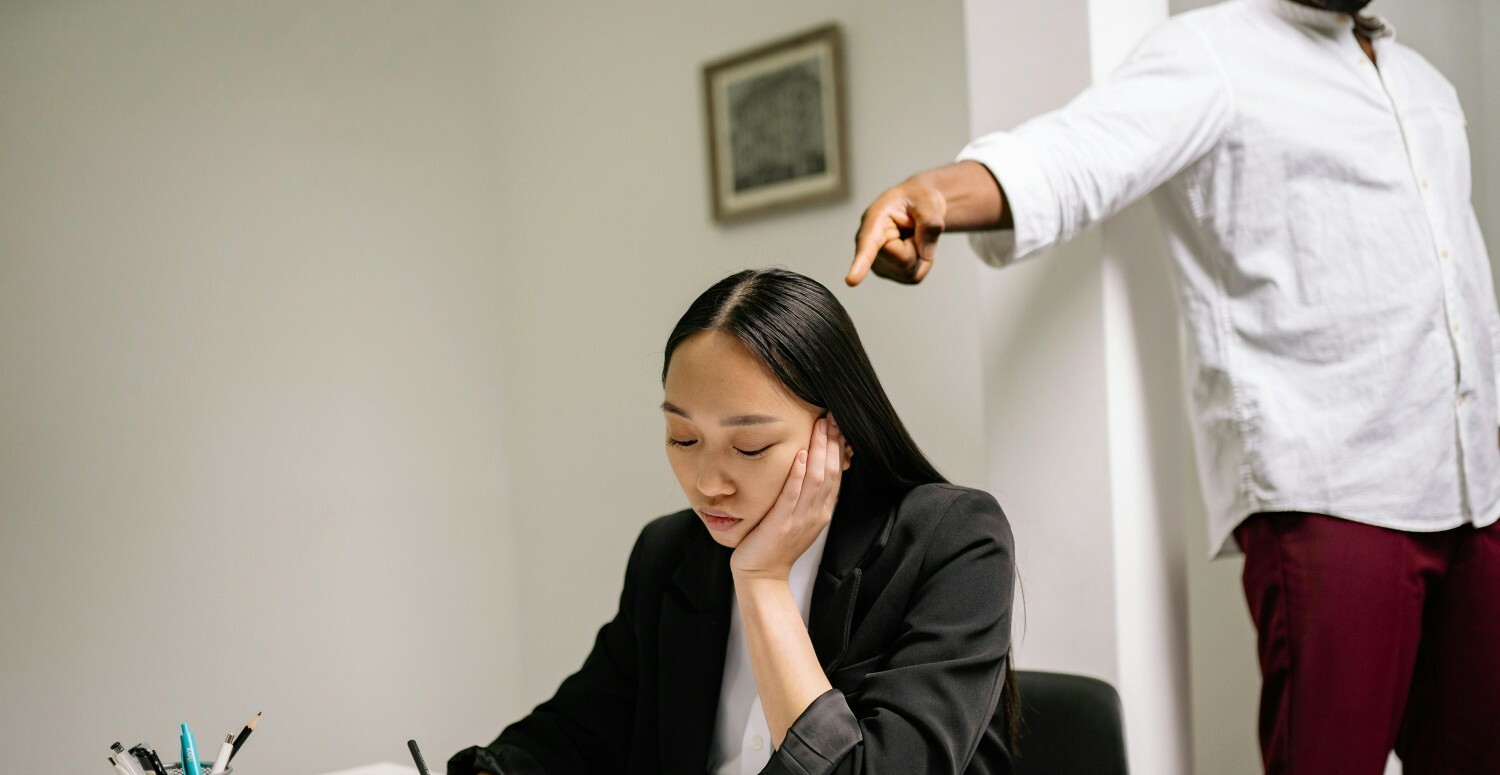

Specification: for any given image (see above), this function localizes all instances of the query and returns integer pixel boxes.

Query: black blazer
[448,483,1016,775]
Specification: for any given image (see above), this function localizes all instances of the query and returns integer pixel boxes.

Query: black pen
[407,740,432,775]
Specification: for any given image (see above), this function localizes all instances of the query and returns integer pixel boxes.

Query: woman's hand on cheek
[730,417,845,581]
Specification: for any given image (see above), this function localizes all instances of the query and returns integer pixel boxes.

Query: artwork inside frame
[702,23,848,222]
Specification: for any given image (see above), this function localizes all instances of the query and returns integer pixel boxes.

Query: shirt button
[1422,179,1430,189]
[1453,323,1461,333]
[752,735,764,750]
[1441,249,1450,259]
[1458,394,1466,405]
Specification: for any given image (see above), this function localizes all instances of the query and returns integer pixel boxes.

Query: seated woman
[449,268,1017,775]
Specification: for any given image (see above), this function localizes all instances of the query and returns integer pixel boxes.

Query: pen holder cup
[165,763,232,775]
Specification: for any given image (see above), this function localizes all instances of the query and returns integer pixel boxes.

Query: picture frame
[702,23,848,222]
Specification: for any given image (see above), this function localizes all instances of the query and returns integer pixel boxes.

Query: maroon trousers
[1235,513,1500,775]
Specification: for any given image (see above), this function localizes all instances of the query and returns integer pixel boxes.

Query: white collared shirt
[958,0,1500,556]
[709,525,830,775]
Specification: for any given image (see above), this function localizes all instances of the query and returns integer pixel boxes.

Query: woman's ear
[842,445,854,472]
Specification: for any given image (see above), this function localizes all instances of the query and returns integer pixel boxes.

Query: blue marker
[180,724,202,775]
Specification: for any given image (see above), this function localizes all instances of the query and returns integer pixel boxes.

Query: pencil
[226,713,260,764]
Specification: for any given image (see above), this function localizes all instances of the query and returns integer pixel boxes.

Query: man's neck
[1357,30,1377,65]
[1283,0,1380,64]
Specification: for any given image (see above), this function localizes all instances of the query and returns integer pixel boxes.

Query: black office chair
[1011,670,1129,775]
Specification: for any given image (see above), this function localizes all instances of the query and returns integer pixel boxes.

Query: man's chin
[1295,0,1374,13]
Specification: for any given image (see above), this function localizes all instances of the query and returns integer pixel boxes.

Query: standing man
[848,1,1500,773]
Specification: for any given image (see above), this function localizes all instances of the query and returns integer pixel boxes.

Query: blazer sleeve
[763,489,1016,775]
[447,529,649,775]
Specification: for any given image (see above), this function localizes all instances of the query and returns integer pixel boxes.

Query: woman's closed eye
[666,438,774,459]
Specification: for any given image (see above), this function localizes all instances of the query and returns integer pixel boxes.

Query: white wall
[0,3,522,773]
[965,1,1197,771]
[963,0,1121,688]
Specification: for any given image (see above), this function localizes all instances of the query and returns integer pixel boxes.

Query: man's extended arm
[847,17,1232,287]
[847,161,1010,286]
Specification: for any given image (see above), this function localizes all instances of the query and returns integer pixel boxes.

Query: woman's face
[662,331,822,548]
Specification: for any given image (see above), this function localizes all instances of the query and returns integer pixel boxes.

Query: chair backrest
[1011,670,1129,775]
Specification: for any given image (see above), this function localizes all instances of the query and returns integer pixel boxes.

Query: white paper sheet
[317,763,419,775]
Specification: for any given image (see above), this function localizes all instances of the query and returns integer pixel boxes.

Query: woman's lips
[700,510,742,531]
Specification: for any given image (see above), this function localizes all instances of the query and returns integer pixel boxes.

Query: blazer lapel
[658,529,733,775]
[809,501,897,671]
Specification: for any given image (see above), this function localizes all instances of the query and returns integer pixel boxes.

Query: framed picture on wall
[702,23,848,222]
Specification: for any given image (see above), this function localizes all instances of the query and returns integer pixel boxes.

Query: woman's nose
[695,458,734,498]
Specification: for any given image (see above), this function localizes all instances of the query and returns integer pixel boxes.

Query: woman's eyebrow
[721,414,781,427]
[660,402,781,426]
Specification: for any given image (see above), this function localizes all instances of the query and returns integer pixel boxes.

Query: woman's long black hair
[662,267,1020,747]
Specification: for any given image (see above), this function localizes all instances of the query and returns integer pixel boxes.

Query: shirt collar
[1254,0,1394,40]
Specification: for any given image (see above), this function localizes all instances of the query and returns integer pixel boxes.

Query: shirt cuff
[955,130,1059,267]
[762,689,861,775]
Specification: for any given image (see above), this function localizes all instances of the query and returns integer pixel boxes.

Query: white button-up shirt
[958,0,1500,555]
[709,525,829,775]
